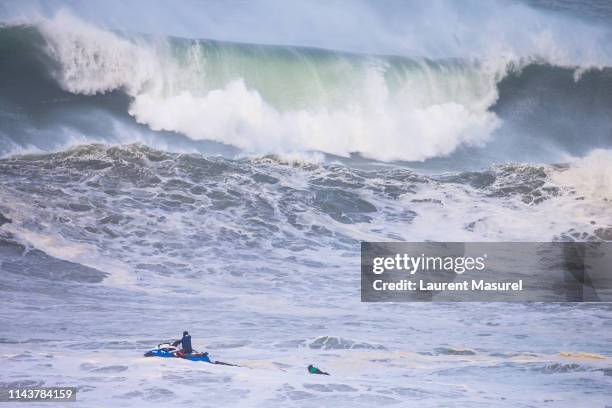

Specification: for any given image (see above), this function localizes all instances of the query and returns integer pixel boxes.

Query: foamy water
[0,146,611,406]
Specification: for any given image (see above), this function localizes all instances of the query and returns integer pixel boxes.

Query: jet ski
[144,343,238,365]
[144,343,212,361]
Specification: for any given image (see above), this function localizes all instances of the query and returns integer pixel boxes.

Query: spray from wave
[552,149,612,202]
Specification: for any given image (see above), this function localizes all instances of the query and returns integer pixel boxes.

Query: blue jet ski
[144,343,238,365]
[144,343,211,361]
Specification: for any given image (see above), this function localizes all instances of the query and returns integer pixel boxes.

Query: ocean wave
[1,13,611,162]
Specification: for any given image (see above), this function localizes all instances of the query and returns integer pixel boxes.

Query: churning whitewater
[1,144,611,406]
[0,1,612,407]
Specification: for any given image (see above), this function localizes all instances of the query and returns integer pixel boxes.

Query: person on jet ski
[172,331,193,354]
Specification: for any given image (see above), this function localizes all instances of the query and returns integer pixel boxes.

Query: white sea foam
[1,144,611,407]
[551,149,612,202]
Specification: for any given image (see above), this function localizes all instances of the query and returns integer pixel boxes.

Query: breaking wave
[0,11,611,163]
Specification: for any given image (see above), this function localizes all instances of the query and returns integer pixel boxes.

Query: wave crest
[34,13,504,161]
[1,11,611,162]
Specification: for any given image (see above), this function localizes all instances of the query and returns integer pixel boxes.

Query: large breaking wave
[0,11,611,163]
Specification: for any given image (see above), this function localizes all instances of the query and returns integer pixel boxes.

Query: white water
[0,145,611,407]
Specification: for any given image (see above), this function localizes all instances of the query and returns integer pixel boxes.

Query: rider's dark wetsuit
[172,332,193,354]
